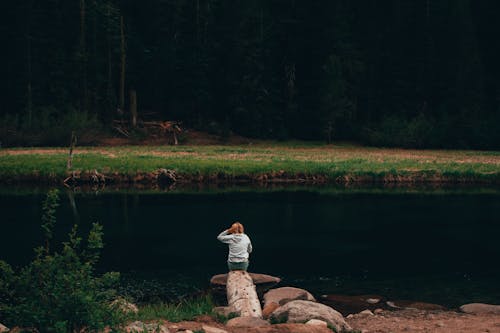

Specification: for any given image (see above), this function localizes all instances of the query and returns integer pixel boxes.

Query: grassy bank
[0,144,499,185]
[131,295,217,323]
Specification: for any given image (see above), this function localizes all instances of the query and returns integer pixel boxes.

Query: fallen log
[226,270,263,318]
[211,272,280,306]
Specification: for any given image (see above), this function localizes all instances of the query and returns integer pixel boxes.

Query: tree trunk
[67,131,77,169]
[226,271,262,318]
[130,89,137,127]
[26,2,33,128]
[173,131,178,145]
[119,15,126,112]
[80,0,88,113]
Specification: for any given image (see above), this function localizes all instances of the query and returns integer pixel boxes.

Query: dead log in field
[226,270,263,318]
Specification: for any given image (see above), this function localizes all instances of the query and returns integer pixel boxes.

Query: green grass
[131,295,215,323]
[0,144,499,184]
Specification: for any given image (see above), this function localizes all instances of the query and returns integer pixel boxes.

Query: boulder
[126,321,169,333]
[226,317,270,328]
[201,325,229,333]
[459,303,500,314]
[270,300,351,332]
[262,302,280,319]
[358,309,374,316]
[305,319,328,327]
[263,287,315,307]
[110,298,139,314]
[0,323,8,333]
[211,273,281,287]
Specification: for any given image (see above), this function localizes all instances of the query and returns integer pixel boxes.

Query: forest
[1,0,499,148]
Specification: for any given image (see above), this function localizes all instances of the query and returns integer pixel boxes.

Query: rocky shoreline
[2,273,499,333]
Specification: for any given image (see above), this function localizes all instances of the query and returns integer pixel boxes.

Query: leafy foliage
[0,189,123,332]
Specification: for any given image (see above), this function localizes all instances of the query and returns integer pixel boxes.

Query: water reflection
[0,185,499,306]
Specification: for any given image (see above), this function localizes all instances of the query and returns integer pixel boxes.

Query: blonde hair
[229,222,244,234]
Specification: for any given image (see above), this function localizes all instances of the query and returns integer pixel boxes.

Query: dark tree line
[1,0,499,148]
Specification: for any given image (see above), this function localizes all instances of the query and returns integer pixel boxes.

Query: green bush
[0,189,123,332]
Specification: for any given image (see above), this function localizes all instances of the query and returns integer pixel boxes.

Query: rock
[366,298,380,304]
[226,317,270,328]
[386,300,446,311]
[110,298,139,314]
[270,300,351,332]
[358,309,374,316]
[263,287,316,307]
[201,325,229,333]
[0,323,9,332]
[126,321,170,333]
[238,323,332,333]
[211,273,281,287]
[374,308,384,314]
[262,302,280,319]
[320,294,385,316]
[459,303,500,314]
[305,319,328,327]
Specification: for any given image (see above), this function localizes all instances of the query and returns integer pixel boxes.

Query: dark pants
[227,261,249,271]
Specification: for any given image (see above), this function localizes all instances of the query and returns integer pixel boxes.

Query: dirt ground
[123,310,500,333]
[346,309,500,333]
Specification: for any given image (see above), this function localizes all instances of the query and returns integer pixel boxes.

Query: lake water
[1,186,499,307]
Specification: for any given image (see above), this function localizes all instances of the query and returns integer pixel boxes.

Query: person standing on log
[217,222,253,271]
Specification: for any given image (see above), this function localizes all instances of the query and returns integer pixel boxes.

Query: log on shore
[226,270,263,318]
[210,272,281,305]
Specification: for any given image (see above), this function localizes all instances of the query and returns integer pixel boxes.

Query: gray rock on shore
[262,286,316,319]
[263,287,316,306]
[0,323,9,333]
[126,321,169,333]
[459,303,500,314]
[210,273,281,286]
[270,300,351,332]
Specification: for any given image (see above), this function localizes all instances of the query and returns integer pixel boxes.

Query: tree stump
[226,270,263,318]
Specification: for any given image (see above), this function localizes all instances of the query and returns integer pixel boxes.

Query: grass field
[0,143,499,184]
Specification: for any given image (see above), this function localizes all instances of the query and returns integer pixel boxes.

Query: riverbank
[121,309,500,333]
[0,144,499,185]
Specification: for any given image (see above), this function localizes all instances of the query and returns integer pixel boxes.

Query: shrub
[0,189,123,332]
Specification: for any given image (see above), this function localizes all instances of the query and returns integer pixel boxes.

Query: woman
[217,222,253,271]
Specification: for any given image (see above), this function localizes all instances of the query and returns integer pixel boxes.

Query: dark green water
[1,187,499,307]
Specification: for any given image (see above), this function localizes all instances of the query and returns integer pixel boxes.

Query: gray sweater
[217,230,253,262]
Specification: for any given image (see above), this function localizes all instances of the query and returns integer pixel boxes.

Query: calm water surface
[1,186,499,306]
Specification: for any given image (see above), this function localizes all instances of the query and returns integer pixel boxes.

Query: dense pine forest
[1,0,499,148]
